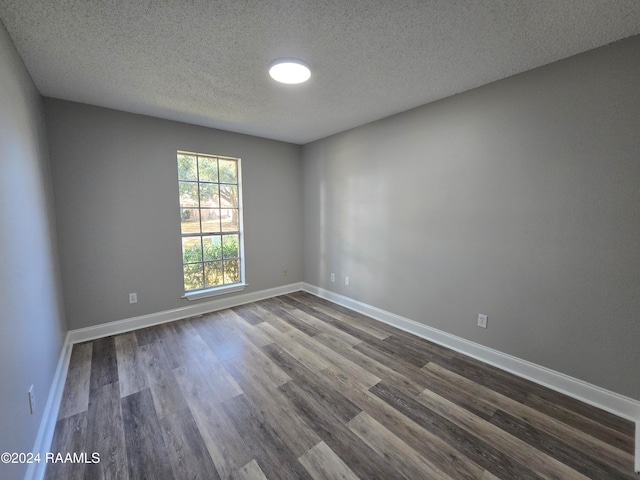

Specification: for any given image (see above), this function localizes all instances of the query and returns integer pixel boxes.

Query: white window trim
[182,282,248,301]
[177,151,246,297]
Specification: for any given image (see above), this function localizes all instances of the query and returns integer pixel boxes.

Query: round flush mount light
[269,59,311,84]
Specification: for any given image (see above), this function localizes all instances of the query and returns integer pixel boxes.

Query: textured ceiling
[1,1,640,144]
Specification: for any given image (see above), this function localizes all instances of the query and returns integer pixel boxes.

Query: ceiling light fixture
[269,59,311,84]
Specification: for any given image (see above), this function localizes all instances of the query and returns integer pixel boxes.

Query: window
[177,151,244,297]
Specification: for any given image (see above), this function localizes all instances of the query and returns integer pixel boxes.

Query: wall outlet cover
[28,385,35,414]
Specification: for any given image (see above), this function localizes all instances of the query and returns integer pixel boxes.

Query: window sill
[182,283,247,301]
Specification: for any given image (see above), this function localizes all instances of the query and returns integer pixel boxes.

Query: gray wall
[0,22,67,480]
[302,35,640,400]
[45,100,303,330]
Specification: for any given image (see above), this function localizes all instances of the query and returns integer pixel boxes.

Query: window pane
[182,237,202,263]
[183,263,204,290]
[220,185,238,207]
[179,181,199,207]
[222,234,239,259]
[204,261,223,287]
[199,183,219,207]
[223,259,240,284]
[180,208,200,234]
[198,156,218,182]
[219,159,237,184]
[178,154,197,181]
[221,209,239,232]
[201,209,221,233]
[203,235,222,261]
[178,152,242,294]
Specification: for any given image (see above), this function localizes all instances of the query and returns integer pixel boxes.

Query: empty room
[1,1,639,479]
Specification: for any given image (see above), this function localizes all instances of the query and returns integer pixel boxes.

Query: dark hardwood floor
[46,291,637,479]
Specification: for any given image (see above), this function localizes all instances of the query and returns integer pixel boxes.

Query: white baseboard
[67,282,304,344]
[24,337,74,480]
[302,283,640,473]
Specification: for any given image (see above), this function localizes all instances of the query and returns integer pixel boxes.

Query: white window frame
[177,150,246,300]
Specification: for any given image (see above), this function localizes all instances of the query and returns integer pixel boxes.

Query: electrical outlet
[477,314,488,328]
[330,273,335,282]
[282,268,288,277]
[345,276,350,286]
[28,385,35,414]
[129,293,137,304]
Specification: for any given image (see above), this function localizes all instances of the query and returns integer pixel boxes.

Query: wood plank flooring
[46,291,637,480]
